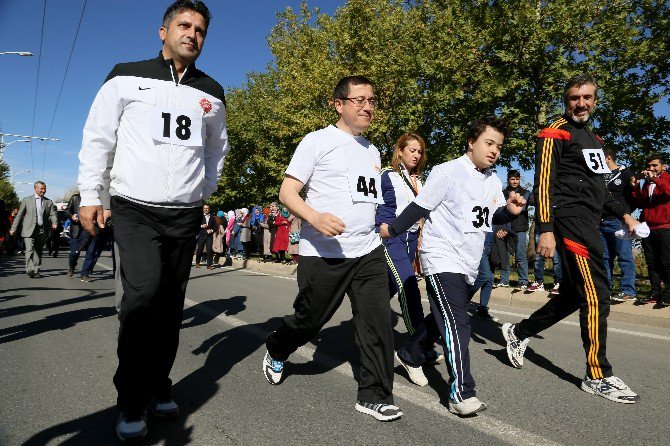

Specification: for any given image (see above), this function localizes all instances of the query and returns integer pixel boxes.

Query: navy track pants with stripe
[426,272,477,402]
[383,231,424,334]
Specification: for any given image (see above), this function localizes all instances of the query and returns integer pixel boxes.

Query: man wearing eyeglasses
[262,76,402,422]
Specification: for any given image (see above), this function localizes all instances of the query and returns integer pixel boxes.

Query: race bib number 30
[582,149,610,174]
[150,109,203,146]
[465,205,491,233]
[348,169,383,204]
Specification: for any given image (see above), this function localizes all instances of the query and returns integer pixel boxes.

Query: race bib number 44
[348,169,383,204]
[582,148,610,174]
[150,109,203,146]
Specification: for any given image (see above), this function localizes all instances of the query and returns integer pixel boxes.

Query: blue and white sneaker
[581,376,640,404]
[263,350,284,385]
[116,412,147,442]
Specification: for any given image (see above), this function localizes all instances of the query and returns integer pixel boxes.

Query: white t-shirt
[415,155,506,283]
[285,125,383,258]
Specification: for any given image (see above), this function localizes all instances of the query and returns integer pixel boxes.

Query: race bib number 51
[150,109,203,146]
[582,149,610,174]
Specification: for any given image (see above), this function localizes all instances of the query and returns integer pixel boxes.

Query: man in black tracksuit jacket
[502,74,641,404]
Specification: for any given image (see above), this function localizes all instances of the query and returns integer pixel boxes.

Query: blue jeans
[470,233,493,308]
[534,230,562,283]
[501,231,529,286]
[599,219,636,296]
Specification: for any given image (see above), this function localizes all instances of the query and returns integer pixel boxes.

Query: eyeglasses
[339,97,377,108]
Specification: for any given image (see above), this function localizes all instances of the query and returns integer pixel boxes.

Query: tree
[0,160,19,209]
[211,0,670,207]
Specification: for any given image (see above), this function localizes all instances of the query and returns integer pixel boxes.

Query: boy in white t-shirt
[262,76,402,422]
[380,115,526,416]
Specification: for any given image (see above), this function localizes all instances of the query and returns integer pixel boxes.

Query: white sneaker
[502,323,529,368]
[493,282,510,288]
[263,350,284,385]
[580,376,640,404]
[395,351,428,386]
[550,283,560,295]
[448,396,487,416]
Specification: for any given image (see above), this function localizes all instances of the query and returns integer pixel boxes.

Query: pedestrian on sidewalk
[599,147,637,302]
[195,204,217,269]
[76,0,230,440]
[381,115,526,416]
[501,170,533,291]
[263,76,403,422]
[630,153,670,306]
[502,74,641,404]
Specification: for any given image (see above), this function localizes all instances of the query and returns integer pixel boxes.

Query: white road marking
[99,261,670,342]
[182,297,563,446]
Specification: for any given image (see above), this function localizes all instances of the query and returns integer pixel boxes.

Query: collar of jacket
[156,51,196,83]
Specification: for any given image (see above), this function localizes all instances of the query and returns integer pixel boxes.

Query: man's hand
[622,214,640,234]
[103,209,112,224]
[309,212,345,237]
[505,190,527,216]
[80,205,105,236]
[9,230,14,236]
[52,224,57,230]
[496,229,508,239]
[537,231,556,259]
[379,223,391,239]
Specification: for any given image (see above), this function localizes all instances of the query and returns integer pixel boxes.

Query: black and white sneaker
[263,350,284,385]
[501,323,529,368]
[355,401,403,421]
[151,399,180,418]
[581,376,640,404]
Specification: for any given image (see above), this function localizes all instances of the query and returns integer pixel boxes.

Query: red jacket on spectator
[272,213,290,252]
[631,170,670,229]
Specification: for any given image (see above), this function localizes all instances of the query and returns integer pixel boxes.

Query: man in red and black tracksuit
[501,74,641,404]
[630,154,670,306]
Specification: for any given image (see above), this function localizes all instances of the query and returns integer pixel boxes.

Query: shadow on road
[0,289,113,320]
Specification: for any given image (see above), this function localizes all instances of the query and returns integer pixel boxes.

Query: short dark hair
[564,73,597,103]
[34,181,46,188]
[646,153,667,165]
[333,76,374,100]
[163,0,211,32]
[466,115,509,143]
[603,146,616,161]
[507,169,521,179]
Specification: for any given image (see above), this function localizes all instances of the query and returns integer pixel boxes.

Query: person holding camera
[630,154,670,306]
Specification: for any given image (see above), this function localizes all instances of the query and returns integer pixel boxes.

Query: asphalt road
[1,252,669,446]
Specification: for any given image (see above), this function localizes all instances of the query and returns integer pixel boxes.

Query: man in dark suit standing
[10,181,57,277]
[195,204,217,269]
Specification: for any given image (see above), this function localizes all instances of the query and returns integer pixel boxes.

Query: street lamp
[0,51,33,56]
[0,139,31,161]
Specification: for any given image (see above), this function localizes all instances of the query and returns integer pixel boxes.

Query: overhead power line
[29,0,48,181]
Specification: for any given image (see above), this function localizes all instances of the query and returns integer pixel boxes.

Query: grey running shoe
[502,323,529,368]
[116,412,148,442]
[151,399,180,418]
[355,401,403,421]
[395,351,428,386]
[448,396,487,416]
[263,350,284,385]
[581,376,640,404]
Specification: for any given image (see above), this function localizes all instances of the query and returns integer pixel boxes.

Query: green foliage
[211,0,670,207]
[0,160,19,209]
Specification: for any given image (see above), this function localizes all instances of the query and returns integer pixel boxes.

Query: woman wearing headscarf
[212,210,226,264]
[226,210,235,258]
[238,207,252,259]
[271,204,290,262]
[375,132,443,386]
[250,205,266,257]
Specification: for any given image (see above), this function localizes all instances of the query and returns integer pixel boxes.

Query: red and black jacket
[631,171,670,230]
[533,114,627,233]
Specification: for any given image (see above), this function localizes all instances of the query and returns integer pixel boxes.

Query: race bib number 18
[150,109,203,146]
[582,148,610,174]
